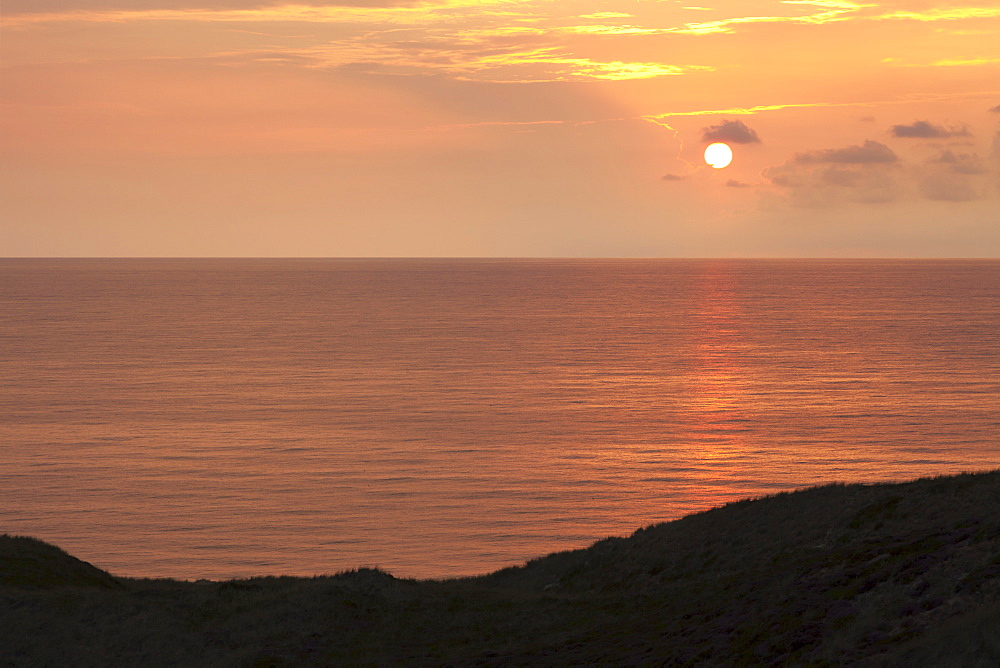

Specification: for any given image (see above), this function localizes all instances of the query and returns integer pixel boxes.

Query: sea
[2,259,998,580]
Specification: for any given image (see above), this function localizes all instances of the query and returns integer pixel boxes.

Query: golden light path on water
[3,259,1000,580]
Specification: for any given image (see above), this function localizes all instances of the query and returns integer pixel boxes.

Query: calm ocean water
[2,259,999,580]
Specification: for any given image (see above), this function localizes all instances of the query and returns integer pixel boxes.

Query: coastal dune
[4,469,1000,665]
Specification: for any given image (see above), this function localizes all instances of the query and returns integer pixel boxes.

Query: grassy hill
[4,469,1000,666]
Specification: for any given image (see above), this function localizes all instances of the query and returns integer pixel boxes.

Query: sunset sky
[2,0,999,257]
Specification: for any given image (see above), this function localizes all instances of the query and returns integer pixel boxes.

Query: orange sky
[2,0,998,256]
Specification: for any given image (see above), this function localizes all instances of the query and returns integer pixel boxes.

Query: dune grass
[4,469,1000,665]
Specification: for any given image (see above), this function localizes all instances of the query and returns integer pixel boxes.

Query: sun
[704,142,733,169]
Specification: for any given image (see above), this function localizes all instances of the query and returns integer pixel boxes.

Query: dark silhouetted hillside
[4,469,1000,665]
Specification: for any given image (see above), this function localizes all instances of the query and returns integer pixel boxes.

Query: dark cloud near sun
[988,105,1000,113]
[793,140,897,164]
[890,120,969,139]
[726,179,750,188]
[701,120,761,145]
[661,173,687,181]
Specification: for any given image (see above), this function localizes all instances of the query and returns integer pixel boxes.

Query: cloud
[916,148,993,201]
[992,132,1000,188]
[989,105,1000,113]
[793,139,897,164]
[764,136,996,209]
[700,119,761,144]
[890,120,970,138]
[661,173,687,181]
[818,167,865,187]
[929,150,987,174]
[763,167,898,206]
[726,179,750,188]
[918,176,980,201]
[763,140,902,207]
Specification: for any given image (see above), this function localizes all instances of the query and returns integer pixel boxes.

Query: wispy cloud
[0,1,522,26]
[781,0,869,8]
[883,56,1000,68]
[578,12,633,20]
[557,24,662,35]
[662,0,870,35]
[646,91,1000,124]
[874,7,1000,22]
[3,1,723,82]
[450,50,712,82]
[646,101,869,122]
[298,33,714,81]
[928,58,1000,67]
[659,3,1000,37]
